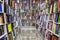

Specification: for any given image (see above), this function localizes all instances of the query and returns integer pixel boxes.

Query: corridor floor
[16,29,44,40]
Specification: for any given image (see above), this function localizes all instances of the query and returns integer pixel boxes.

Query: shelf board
[47,29,59,37]
[40,12,59,16]
[0,33,7,39]
[49,20,53,22]
[53,21,60,24]
[0,23,5,25]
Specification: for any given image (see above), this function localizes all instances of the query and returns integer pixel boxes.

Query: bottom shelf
[47,29,59,37]
[0,33,7,39]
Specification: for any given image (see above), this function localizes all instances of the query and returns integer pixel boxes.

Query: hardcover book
[52,23,56,33]
[0,2,2,12]
[58,0,60,12]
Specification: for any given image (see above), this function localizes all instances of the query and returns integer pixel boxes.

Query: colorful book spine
[55,24,59,34]
[58,25,60,35]
[52,23,56,33]
[0,2,2,12]
[58,0,60,12]
[52,35,58,40]
[58,13,60,23]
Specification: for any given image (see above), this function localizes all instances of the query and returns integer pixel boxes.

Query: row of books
[0,0,20,40]
[0,20,19,40]
[39,13,60,40]
[0,0,20,16]
[0,13,18,24]
[46,32,59,40]
[21,11,39,26]
[20,0,40,26]
[40,16,60,40]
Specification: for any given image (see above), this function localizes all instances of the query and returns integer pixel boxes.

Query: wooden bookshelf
[0,0,20,40]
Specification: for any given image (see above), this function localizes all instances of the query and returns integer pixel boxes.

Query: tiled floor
[16,30,43,40]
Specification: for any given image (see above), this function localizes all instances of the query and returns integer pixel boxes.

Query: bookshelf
[20,0,40,26]
[39,0,60,40]
[19,0,60,40]
[0,0,20,40]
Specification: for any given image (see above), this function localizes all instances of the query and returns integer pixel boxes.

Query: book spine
[0,2,2,12]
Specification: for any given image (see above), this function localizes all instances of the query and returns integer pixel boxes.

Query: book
[51,35,58,40]
[55,24,59,34]
[52,23,56,33]
[47,33,52,40]
[50,0,54,4]
[4,0,8,4]
[58,24,60,35]
[7,23,12,33]
[8,0,10,6]
[13,9,15,15]
[54,14,58,22]
[12,1,15,9]
[10,0,12,7]
[50,5,53,13]
[53,2,58,12]
[6,5,9,14]
[58,0,60,12]
[0,13,4,24]
[58,13,60,23]
[45,0,48,4]
[8,33,13,40]
[0,25,4,36]
[48,22,52,30]
[0,2,2,12]
[4,3,6,13]
[6,14,12,23]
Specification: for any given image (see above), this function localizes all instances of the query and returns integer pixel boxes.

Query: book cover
[47,33,52,40]
[12,1,15,8]
[0,13,4,24]
[13,9,15,15]
[0,2,2,12]
[45,0,48,4]
[8,0,10,5]
[58,24,60,35]
[8,33,13,40]
[53,2,58,12]
[48,22,52,30]
[52,35,58,40]
[7,23,12,32]
[50,5,53,13]
[4,3,6,13]
[0,26,4,36]
[6,14,11,23]
[48,0,54,4]
[58,13,60,23]
[55,24,59,34]
[58,0,60,12]
[9,15,12,22]
[54,14,58,22]
[4,0,8,4]
[52,23,56,33]
[6,5,9,14]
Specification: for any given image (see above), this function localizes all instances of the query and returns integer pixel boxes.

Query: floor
[16,26,44,40]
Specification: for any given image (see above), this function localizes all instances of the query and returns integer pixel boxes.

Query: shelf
[47,29,59,37]
[40,12,59,16]
[53,21,60,24]
[0,33,7,39]
[21,26,36,30]
[0,23,5,25]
